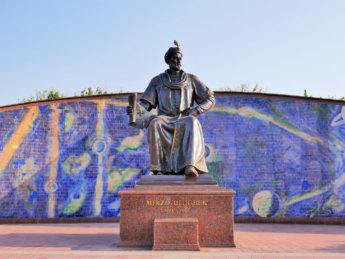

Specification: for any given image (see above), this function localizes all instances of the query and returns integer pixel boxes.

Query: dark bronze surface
[127,41,215,176]
[128,93,137,125]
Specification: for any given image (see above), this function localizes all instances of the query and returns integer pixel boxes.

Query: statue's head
[164,40,183,72]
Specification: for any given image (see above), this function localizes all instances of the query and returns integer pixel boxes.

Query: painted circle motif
[44,181,58,193]
[252,190,280,217]
[92,140,107,154]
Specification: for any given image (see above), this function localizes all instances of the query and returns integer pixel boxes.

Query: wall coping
[1,91,344,112]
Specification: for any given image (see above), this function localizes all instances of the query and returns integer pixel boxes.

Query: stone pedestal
[119,175,235,249]
[153,218,200,251]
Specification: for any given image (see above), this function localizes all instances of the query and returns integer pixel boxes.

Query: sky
[1,0,345,106]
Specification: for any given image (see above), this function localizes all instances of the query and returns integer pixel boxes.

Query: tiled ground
[0,223,344,258]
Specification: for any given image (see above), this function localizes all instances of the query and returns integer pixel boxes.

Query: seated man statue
[127,41,215,177]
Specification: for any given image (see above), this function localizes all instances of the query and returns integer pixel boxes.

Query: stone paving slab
[0,223,344,258]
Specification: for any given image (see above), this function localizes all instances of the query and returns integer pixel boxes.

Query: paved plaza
[0,222,344,258]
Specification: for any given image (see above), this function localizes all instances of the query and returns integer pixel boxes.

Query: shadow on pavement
[235,223,345,235]
[0,233,148,251]
[313,243,345,253]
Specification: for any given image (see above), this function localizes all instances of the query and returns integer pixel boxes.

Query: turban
[164,40,183,64]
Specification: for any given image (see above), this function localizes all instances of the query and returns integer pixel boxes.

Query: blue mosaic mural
[0,94,344,219]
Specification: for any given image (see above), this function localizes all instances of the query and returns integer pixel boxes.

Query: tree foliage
[216,83,265,93]
[80,87,108,96]
[304,89,345,100]
[20,87,108,103]
[303,89,311,98]
[21,90,63,103]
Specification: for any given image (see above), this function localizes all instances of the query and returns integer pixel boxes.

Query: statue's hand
[182,107,200,117]
[126,106,134,115]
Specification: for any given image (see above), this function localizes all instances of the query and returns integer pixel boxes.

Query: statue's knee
[149,117,162,129]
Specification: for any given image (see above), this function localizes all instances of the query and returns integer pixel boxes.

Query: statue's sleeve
[190,75,215,114]
[140,77,158,110]
[130,102,156,129]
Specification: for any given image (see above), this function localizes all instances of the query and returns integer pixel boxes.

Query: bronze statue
[127,41,215,177]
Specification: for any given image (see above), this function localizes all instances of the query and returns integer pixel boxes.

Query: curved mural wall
[0,93,344,220]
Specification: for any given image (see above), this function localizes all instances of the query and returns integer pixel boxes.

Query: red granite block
[119,177,235,248]
[153,218,200,251]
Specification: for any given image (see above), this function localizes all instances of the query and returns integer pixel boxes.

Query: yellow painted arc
[0,106,39,174]
[90,99,128,107]
[285,186,329,207]
[94,100,105,216]
[48,104,59,218]
[212,106,323,145]
[96,100,105,139]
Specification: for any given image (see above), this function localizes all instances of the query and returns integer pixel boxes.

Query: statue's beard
[170,64,181,72]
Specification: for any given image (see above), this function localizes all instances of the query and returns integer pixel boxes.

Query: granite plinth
[119,175,235,248]
[137,175,218,185]
[153,218,200,251]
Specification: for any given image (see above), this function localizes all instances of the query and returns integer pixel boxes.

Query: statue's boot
[152,171,164,175]
[184,165,199,179]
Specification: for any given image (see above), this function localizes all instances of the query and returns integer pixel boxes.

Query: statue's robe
[140,70,215,174]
